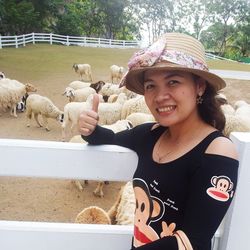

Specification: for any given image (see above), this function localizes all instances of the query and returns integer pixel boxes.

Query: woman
[78,33,238,250]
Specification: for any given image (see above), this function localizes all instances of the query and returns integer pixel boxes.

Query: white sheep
[68,80,91,90]
[224,114,250,137]
[75,181,135,225]
[108,181,135,225]
[234,100,248,110]
[69,119,133,196]
[75,206,111,225]
[98,93,127,125]
[121,95,151,119]
[26,94,64,131]
[72,63,93,82]
[234,101,250,117]
[63,86,96,102]
[0,78,37,117]
[61,94,104,141]
[126,112,155,127]
[220,104,235,116]
[99,83,135,102]
[110,65,124,83]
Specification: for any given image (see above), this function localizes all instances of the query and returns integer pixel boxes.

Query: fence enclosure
[0,33,140,49]
[0,132,249,250]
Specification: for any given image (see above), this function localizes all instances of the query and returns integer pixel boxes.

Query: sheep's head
[0,71,6,79]
[63,87,75,99]
[25,83,37,93]
[72,64,78,72]
[90,81,106,93]
[57,112,64,123]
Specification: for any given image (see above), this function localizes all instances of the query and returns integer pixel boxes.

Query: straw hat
[119,33,226,95]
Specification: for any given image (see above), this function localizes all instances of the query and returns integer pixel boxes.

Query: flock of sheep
[1,65,250,225]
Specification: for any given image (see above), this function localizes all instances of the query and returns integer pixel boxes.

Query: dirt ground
[0,77,250,224]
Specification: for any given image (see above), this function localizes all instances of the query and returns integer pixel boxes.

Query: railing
[0,33,140,49]
[0,132,249,250]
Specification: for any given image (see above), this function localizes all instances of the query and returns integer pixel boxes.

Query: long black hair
[197,81,226,131]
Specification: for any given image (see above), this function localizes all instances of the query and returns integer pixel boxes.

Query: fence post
[123,40,125,48]
[98,38,101,47]
[15,36,18,48]
[32,33,35,44]
[23,34,25,46]
[50,33,52,45]
[0,35,2,49]
[66,36,69,46]
[109,39,111,47]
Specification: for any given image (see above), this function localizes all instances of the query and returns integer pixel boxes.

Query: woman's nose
[155,89,171,102]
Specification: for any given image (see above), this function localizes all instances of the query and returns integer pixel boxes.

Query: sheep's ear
[70,90,75,96]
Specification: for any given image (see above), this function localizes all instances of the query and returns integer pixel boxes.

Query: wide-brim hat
[119,33,226,95]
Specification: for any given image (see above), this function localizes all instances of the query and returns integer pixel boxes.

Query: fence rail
[0,33,140,49]
[0,133,249,250]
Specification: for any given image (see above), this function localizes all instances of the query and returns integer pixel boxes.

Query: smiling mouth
[157,105,176,113]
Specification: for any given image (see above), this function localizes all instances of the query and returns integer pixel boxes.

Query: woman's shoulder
[205,135,238,160]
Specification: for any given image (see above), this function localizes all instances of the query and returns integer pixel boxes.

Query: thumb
[92,93,99,112]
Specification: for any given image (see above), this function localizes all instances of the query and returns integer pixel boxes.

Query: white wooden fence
[0,33,140,49]
[0,132,249,250]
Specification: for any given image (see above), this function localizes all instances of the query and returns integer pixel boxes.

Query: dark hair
[197,82,226,131]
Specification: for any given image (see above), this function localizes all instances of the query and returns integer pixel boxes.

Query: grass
[0,44,249,84]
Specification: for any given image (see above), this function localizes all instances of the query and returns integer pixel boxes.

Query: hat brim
[124,62,226,95]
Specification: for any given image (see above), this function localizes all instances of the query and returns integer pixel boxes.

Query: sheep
[61,94,104,141]
[108,181,135,225]
[75,206,111,225]
[68,80,91,90]
[110,65,124,83]
[234,101,250,117]
[69,119,133,196]
[220,104,235,116]
[63,86,96,102]
[16,93,29,112]
[26,94,64,131]
[99,83,135,102]
[0,78,37,117]
[126,112,155,127]
[75,181,135,225]
[72,63,93,82]
[121,95,151,119]
[234,100,248,110]
[89,80,106,93]
[215,93,228,105]
[224,114,250,137]
[0,72,6,79]
[98,93,127,125]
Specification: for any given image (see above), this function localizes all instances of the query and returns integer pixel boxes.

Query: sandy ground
[0,77,250,223]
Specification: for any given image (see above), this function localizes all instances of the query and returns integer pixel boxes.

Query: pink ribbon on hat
[128,36,166,69]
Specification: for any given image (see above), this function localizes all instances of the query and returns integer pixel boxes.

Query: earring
[197,95,203,104]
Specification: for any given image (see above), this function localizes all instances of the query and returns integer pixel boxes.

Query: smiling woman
[78,32,239,250]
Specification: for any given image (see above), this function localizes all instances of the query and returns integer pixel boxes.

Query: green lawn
[0,44,249,83]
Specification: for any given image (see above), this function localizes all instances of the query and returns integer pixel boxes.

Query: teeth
[158,106,175,112]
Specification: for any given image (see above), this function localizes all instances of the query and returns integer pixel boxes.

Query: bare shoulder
[205,136,238,160]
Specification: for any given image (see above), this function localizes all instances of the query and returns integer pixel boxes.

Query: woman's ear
[196,77,207,95]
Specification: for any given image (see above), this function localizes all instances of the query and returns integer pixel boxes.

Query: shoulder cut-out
[205,136,238,160]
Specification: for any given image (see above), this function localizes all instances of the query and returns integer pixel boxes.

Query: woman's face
[143,70,205,127]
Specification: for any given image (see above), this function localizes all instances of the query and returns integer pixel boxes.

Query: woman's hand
[78,93,99,136]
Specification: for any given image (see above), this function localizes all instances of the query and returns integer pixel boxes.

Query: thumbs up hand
[78,93,100,136]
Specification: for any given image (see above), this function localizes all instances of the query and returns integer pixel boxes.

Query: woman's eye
[144,82,154,90]
[168,80,179,86]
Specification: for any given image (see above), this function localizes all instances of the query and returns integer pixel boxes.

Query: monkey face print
[206,175,234,202]
[133,178,165,247]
